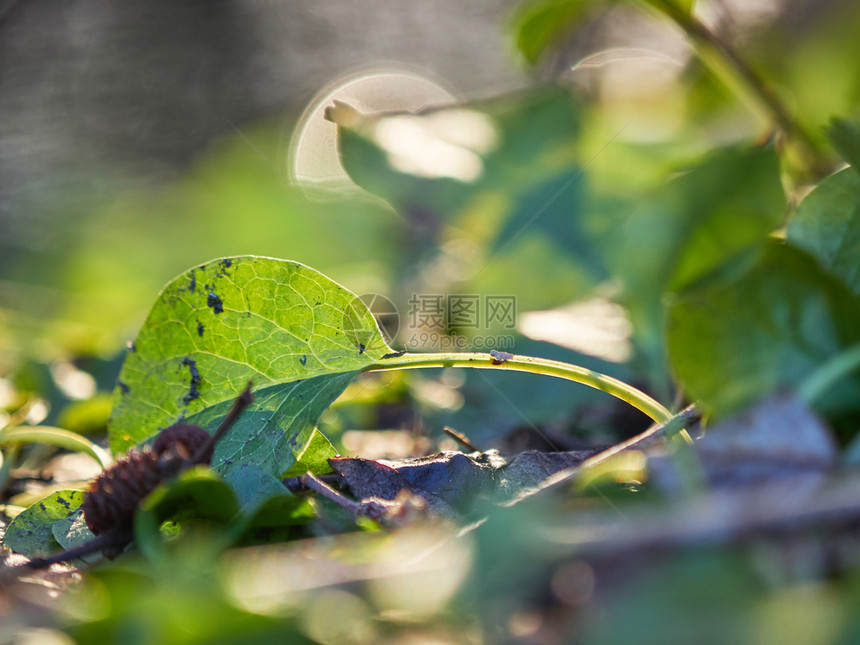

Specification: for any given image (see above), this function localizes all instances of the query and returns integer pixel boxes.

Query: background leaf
[603,143,784,381]
[667,243,860,417]
[334,87,600,314]
[788,167,860,295]
[3,489,83,559]
[510,0,597,65]
[825,118,860,171]
[223,464,297,511]
[109,256,392,471]
[139,468,240,526]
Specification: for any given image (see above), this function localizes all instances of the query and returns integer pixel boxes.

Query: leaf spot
[182,357,202,404]
[216,258,233,277]
[207,291,224,314]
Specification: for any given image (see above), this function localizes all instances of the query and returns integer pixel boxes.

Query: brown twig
[443,427,480,453]
[302,472,361,515]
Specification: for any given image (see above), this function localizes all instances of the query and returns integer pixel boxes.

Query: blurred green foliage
[3,0,860,643]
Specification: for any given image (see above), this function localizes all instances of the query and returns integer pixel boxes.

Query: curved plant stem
[0,427,112,469]
[364,352,674,424]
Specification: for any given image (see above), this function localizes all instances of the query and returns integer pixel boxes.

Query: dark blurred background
[0,0,523,269]
[0,0,529,360]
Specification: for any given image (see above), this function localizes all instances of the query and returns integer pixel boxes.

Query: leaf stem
[364,352,673,424]
[0,427,112,470]
[655,5,827,173]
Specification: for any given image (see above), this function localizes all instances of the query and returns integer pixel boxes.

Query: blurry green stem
[0,426,112,469]
[654,4,825,168]
[365,352,674,424]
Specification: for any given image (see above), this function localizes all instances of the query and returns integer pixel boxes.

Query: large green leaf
[667,243,860,417]
[609,143,784,378]
[184,375,352,479]
[787,167,860,295]
[109,257,392,476]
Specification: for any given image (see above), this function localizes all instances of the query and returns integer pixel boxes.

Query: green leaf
[222,464,292,511]
[610,143,784,378]
[223,465,313,540]
[787,167,860,295]
[135,467,310,552]
[825,117,860,171]
[109,256,392,476]
[666,144,785,291]
[51,508,103,565]
[3,489,83,559]
[241,493,314,531]
[139,467,240,526]
[52,508,95,550]
[510,0,595,65]
[667,243,860,417]
[280,428,337,477]
[133,469,240,563]
[186,374,353,479]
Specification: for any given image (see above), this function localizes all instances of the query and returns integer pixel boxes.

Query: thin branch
[443,427,481,453]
